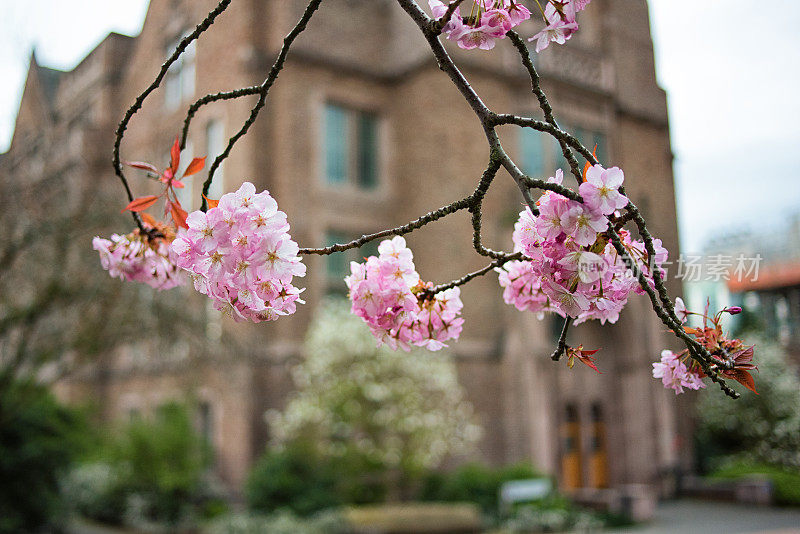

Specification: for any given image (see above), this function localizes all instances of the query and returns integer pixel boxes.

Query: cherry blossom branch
[426,252,525,295]
[551,317,573,361]
[391,0,738,396]
[112,0,234,230]
[180,85,261,149]
[109,0,743,396]
[301,154,508,257]
[506,30,585,183]
[200,0,325,210]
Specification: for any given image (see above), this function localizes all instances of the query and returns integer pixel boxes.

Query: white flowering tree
[267,300,481,496]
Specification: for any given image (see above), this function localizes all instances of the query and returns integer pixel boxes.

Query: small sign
[500,478,553,506]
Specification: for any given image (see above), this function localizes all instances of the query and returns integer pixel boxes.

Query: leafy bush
[499,502,602,533]
[60,462,127,525]
[205,509,349,534]
[63,402,226,529]
[696,339,800,471]
[0,379,86,533]
[420,462,544,515]
[245,443,342,516]
[711,462,800,506]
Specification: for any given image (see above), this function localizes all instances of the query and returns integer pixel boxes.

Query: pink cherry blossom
[93,226,185,290]
[498,167,669,327]
[579,165,629,215]
[560,201,608,247]
[652,349,706,394]
[171,182,305,323]
[430,0,531,51]
[674,297,690,323]
[346,236,464,351]
[530,18,578,52]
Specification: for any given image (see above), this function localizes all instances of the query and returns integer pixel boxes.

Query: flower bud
[724,306,743,315]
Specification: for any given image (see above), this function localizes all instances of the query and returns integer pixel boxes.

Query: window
[205,119,225,199]
[324,230,380,295]
[520,128,544,177]
[324,103,379,189]
[164,38,196,110]
[519,122,609,177]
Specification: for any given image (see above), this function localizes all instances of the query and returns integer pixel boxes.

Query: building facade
[2,0,688,495]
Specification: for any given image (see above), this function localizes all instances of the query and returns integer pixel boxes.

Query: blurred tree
[0,161,217,385]
[696,338,800,471]
[267,300,482,501]
[0,379,86,533]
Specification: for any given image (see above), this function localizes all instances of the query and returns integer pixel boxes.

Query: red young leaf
[169,136,181,175]
[139,212,158,227]
[183,157,206,177]
[171,179,185,189]
[581,145,599,182]
[170,199,189,229]
[122,195,159,213]
[731,369,758,394]
[203,194,219,209]
[125,161,159,174]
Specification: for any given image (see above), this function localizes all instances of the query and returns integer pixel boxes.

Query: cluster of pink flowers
[345,236,464,351]
[430,0,531,50]
[171,182,306,323]
[529,0,592,52]
[93,227,184,290]
[652,349,706,394]
[498,166,667,324]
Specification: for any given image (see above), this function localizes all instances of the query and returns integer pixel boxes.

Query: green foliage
[696,339,800,472]
[63,402,223,528]
[420,462,544,515]
[498,500,602,533]
[0,379,86,533]
[205,510,349,534]
[245,444,342,517]
[61,462,128,525]
[711,462,800,506]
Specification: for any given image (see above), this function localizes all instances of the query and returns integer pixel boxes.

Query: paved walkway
[608,500,800,534]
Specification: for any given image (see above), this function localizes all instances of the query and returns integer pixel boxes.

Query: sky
[0,1,798,252]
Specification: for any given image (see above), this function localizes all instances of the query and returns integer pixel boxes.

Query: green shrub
[205,509,349,534]
[0,379,86,533]
[63,402,224,529]
[60,462,127,525]
[245,444,342,517]
[420,462,543,515]
[499,502,602,533]
[711,462,800,506]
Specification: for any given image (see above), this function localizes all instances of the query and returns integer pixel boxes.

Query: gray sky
[1,1,798,252]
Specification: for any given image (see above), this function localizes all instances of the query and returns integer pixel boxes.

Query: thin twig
[200,0,325,210]
[112,0,234,230]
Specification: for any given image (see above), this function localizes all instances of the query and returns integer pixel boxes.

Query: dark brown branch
[200,0,325,210]
[426,252,525,295]
[506,30,587,183]
[551,317,572,361]
[180,85,261,149]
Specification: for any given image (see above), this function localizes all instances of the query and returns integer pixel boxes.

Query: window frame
[321,102,382,191]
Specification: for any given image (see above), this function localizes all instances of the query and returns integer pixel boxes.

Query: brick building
[2,0,689,495]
